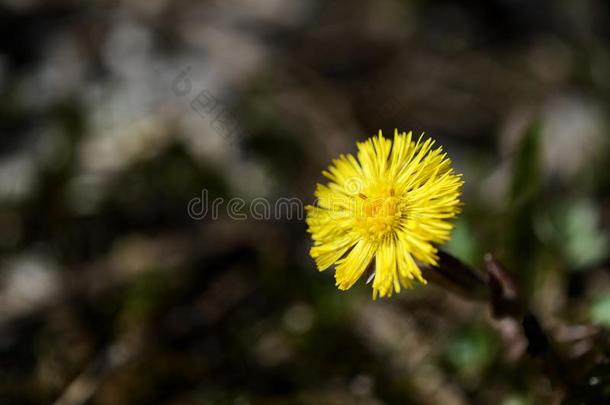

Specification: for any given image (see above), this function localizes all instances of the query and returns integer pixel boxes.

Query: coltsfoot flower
[306,130,463,299]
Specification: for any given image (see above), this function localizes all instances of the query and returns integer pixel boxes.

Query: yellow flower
[306,130,463,299]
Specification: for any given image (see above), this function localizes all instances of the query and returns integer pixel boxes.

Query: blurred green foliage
[506,123,543,291]
[445,218,480,268]
[590,294,610,328]
[554,199,608,270]
[442,323,498,379]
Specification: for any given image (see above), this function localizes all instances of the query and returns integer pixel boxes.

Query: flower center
[354,186,403,239]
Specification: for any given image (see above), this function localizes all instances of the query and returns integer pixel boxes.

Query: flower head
[306,130,463,298]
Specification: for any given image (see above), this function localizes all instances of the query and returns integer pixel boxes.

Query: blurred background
[1,0,610,404]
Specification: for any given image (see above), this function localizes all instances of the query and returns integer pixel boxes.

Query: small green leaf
[590,294,610,328]
[444,325,495,376]
[445,218,479,268]
[560,200,608,269]
[510,122,542,203]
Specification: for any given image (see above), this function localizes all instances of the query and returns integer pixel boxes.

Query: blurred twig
[54,335,139,405]
[424,250,590,394]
